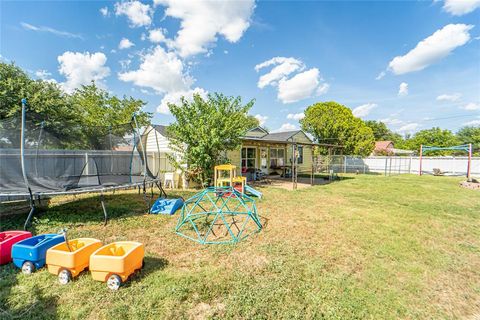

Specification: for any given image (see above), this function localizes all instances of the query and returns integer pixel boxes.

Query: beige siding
[226,149,242,176]
[286,144,313,173]
[145,126,172,153]
[244,127,268,138]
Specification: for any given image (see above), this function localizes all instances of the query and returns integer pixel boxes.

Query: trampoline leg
[100,192,108,226]
[24,197,36,231]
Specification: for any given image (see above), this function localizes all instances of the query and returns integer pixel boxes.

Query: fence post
[384,157,388,176]
[408,157,412,174]
[344,156,347,173]
[85,153,89,175]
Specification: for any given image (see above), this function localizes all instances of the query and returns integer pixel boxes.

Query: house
[372,140,415,156]
[372,141,394,155]
[228,127,315,178]
[145,125,317,181]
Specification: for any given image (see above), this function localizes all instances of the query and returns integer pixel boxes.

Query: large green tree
[0,62,151,149]
[300,101,375,156]
[167,93,255,186]
[456,126,480,155]
[364,120,403,143]
[403,127,461,155]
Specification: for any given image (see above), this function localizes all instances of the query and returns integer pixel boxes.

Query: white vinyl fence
[316,156,480,177]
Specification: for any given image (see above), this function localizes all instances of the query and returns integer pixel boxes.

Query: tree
[456,126,480,155]
[403,127,461,155]
[300,101,375,156]
[0,62,151,149]
[167,93,255,186]
[364,120,403,144]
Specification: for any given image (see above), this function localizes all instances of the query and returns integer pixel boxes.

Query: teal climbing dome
[175,187,262,244]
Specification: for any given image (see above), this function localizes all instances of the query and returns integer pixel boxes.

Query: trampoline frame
[1,99,167,230]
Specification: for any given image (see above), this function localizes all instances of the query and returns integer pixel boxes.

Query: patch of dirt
[460,181,480,190]
[189,300,225,320]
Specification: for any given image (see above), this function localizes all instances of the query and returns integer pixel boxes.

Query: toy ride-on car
[46,238,103,284]
[11,234,65,274]
[0,231,32,265]
[89,241,144,290]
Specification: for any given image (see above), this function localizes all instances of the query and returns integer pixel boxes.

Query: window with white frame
[270,148,285,168]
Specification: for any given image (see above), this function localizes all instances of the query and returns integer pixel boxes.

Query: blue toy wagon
[11,234,65,274]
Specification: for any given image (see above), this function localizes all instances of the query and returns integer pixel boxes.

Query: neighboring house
[145,125,316,180]
[372,141,394,155]
[372,140,415,156]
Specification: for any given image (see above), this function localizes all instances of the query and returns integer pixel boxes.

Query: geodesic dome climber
[175,187,262,244]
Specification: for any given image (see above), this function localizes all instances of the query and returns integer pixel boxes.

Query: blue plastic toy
[244,185,263,199]
[11,234,65,274]
[150,198,184,215]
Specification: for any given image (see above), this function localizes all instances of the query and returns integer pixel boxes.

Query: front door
[260,147,268,174]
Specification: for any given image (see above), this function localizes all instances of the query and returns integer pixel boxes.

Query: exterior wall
[244,127,268,138]
[145,126,172,153]
[286,144,313,173]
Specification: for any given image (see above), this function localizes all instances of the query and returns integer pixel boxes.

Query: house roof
[152,125,169,137]
[242,128,314,144]
[374,141,394,151]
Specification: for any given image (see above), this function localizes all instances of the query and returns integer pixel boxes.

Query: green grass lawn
[1,174,479,319]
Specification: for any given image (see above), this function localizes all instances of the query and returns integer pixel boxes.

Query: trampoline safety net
[0,109,163,201]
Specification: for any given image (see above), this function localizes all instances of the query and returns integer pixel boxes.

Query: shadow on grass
[0,265,58,319]
[0,189,197,233]
[125,256,169,287]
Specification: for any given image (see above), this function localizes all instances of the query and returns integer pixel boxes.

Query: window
[241,147,256,172]
[270,148,285,168]
[297,146,304,164]
[291,146,303,164]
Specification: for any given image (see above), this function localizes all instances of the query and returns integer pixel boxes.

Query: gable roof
[152,125,169,137]
[243,129,314,144]
[374,141,394,151]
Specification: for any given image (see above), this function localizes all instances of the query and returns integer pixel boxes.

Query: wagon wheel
[22,261,35,274]
[58,269,72,285]
[107,274,122,290]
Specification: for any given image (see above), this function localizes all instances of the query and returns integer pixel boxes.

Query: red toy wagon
[0,231,32,264]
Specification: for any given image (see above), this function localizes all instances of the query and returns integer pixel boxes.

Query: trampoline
[0,99,167,229]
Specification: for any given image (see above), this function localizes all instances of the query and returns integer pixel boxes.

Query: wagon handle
[60,228,72,252]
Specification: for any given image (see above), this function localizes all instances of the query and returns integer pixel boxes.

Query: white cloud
[278,68,329,103]
[100,6,109,17]
[272,123,298,133]
[254,114,268,126]
[115,1,152,28]
[57,51,110,93]
[157,87,207,114]
[375,71,386,80]
[396,123,419,133]
[443,0,480,16]
[34,69,57,83]
[436,93,461,102]
[352,103,377,118]
[463,102,480,110]
[21,22,83,39]
[381,118,404,126]
[148,28,167,43]
[153,0,255,57]
[388,24,473,75]
[398,82,408,96]
[286,113,305,121]
[35,69,51,79]
[256,57,329,104]
[118,38,135,49]
[118,46,193,94]
[463,119,480,126]
[255,57,304,88]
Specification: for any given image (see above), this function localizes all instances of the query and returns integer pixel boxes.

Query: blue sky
[1,0,479,134]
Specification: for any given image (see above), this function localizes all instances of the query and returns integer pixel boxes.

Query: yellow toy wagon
[89,241,144,290]
[46,238,102,284]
